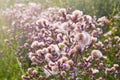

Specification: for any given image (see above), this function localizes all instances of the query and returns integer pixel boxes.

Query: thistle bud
[60,56,68,63]
[59,8,66,18]
[24,42,29,47]
[68,49,76,57]
[31,41,39,48]
[113,64,119,68]
[28,68,33,74]
[72,10,83,21]
[74,45,81,53]
[36,49,43,56]
[110,67,116,72]
[33,69,38,75]
[21,75,30,79]
[72,10,83,17]
[66,59,74,66]
[77,33,84,40]
[60,71,67,77]
[90,68,99,74]
[45,53,52,62]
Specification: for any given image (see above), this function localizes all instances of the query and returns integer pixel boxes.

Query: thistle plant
[3,3,120,80]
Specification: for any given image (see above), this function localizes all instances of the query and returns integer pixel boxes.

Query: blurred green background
[0,0,120,80]
[0,0,120,17]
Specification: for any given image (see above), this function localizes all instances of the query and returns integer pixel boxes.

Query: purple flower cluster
[3,3,120,80]
[3,3,42,34]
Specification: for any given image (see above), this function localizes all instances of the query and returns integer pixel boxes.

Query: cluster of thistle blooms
[93,26,120,53]
[4,4,120,79]
[3,3,42,34]
[19,8,120,80]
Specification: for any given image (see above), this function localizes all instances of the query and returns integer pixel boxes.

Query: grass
[0,0,22,79]
[0,14,22,80]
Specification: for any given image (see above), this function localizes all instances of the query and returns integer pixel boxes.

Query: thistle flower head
[60,71,67,77]
[45,53,52,62]
[97,16,109,26]
[72,10,83,17]
[31,41,39,48]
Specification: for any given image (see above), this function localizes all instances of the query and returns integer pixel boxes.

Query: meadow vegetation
[0,0,120,80]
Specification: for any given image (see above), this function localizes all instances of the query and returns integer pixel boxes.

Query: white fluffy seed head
[91,50,103,58]
[75,31,91,50]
